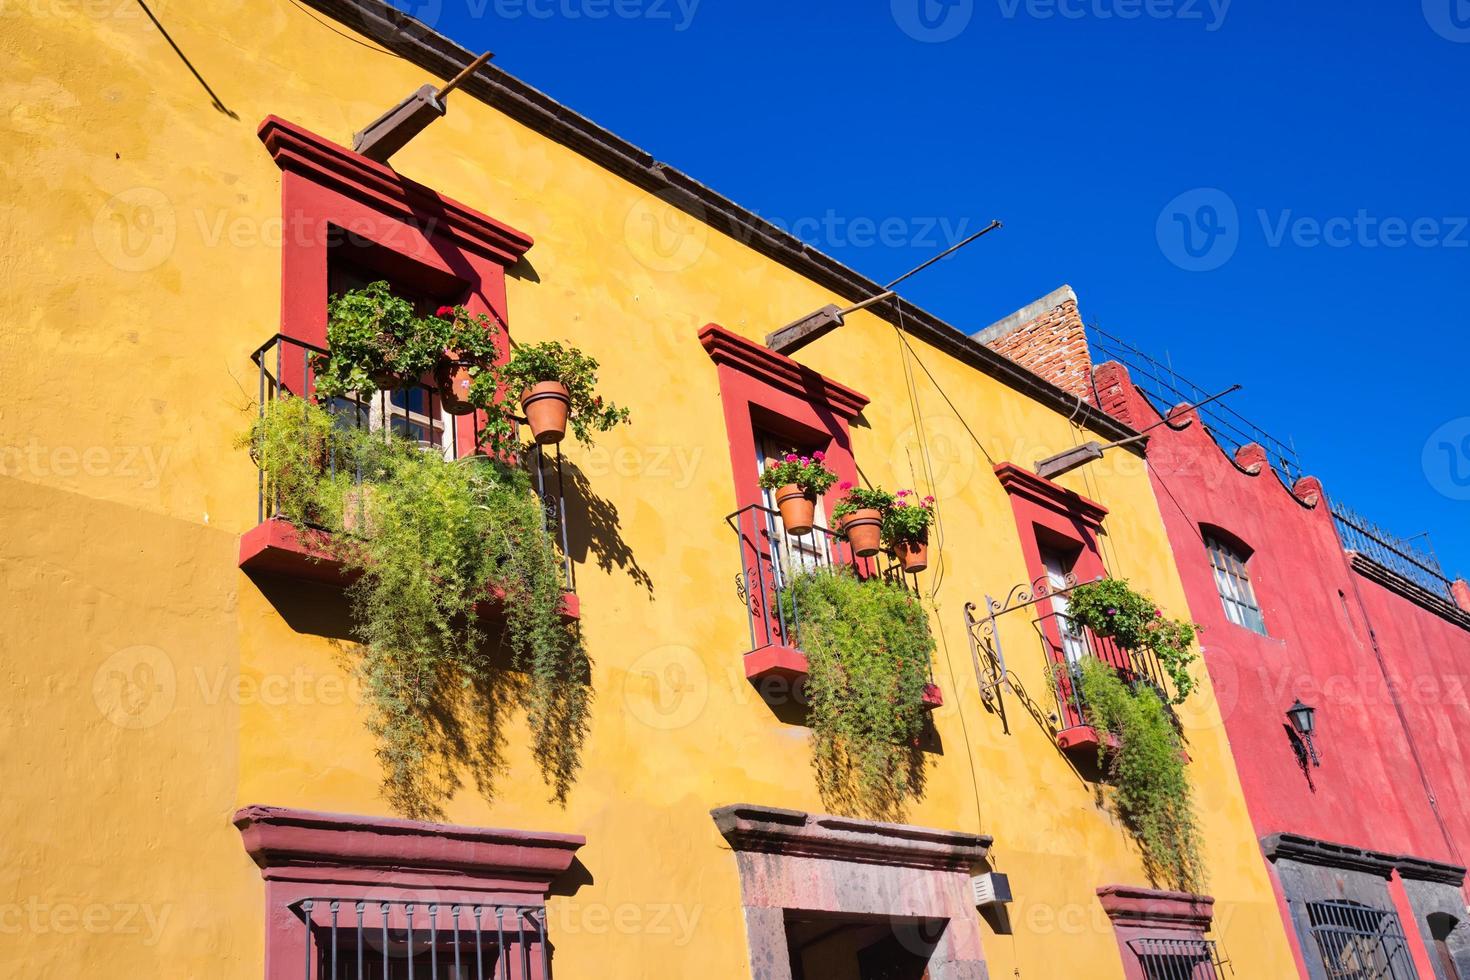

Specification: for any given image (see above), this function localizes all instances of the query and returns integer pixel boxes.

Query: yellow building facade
[1,2,1300,976]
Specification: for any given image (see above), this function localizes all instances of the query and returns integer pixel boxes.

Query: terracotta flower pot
[435,351,478,416]
[521,381,571,445]
[894,534,929,574]
[774,484,817,537]
[840,508,883,557]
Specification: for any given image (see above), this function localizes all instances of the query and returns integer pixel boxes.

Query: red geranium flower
[436,305,456,318]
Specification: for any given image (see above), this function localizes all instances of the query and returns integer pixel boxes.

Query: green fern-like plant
[243,397,590,815]
[1079,656,1204,894]
[782,566,932,821]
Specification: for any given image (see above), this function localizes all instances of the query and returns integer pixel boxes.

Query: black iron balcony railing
[1035,610,1172,731]
[290,897,552,979]
[726,503,912,654]
[250,333,572,592]
[1331,502,1451,601]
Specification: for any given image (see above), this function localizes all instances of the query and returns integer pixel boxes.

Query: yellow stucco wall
[0,3,1297,977]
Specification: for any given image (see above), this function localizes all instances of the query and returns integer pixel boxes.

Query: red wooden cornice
[257,115,534,266]
[1096,885,1214,931]
[994,462,1109,530]
[234,805,584,892]
[698,324,870,421]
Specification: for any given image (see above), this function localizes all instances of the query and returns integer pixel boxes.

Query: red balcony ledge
[1055,724,1190,764]
[239,519,579,620]
[744,645,944,710]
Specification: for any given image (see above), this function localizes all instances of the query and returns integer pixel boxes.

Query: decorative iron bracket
[964,572,1098,710]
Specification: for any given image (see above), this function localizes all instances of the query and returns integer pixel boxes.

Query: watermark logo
[996,0,1231,31]
[1424,0,1470,42]
[623,189,708,273]
[92,645,176,730]
[892,0,974,42]
[622,645,709,731]
[383,0,444,44]
[92,187,175,273]
[889,415,979,499]
[1423,417,1470,500]
[1157,187,1238,272]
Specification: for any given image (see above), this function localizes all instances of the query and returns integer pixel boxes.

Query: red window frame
[700,325,869,670]
[995,463,1111,733]
[234,805,583,980]
[258,116,533,459]
[1097,886,1221,980]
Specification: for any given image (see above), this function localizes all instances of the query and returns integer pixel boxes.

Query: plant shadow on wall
[1065,578,1206,894]
[779,565,935,823]
[560,461,654,597]
[240,284,632,819]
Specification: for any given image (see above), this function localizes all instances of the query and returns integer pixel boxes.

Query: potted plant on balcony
[882,491,936,573]
[238,398,591,815]
[430,303,502,416]
[314,281,446,398]
[1066,578,1201,703]
[758,451,839,537]
[831,482,894,558]
[471,341,630,453]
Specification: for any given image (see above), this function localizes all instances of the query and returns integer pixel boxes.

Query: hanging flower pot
[435,350,478,415]
[894,533,929,574]
[840,507,884,557]
[774,484,818,536]
[521,381,572,445]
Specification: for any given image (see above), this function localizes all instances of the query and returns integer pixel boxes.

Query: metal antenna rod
[767,219,1004,355]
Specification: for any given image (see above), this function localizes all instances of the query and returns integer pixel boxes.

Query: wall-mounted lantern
[1286,699,1320,766]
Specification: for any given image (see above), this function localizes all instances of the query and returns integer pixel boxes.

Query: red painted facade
[1092,359,1470,977]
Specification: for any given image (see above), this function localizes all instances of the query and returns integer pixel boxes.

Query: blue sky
[390,0,1470,577]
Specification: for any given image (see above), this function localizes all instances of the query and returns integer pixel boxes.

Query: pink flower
[897,489,911,497]
[798,456,811,466]
[838,481,854,491]
[923,495,936,504]
[436,305,455,318]
[895,498,909,507]
[813,450,826,461]
[1154,609,1163,618]
[784,453,799,463]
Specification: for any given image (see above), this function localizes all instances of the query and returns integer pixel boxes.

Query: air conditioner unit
[970,872,1013,908]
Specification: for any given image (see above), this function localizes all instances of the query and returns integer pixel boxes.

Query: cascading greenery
[1078,656,1204,894]
[782,565,932,821]
[245,395,590,815]
[1066,577,1201,703]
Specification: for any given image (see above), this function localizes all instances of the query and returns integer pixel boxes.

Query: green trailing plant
[238,394,348,527]
[831,482,896,524]
[757,450,839,494]
[1078,657,1204,894]
[472,341,629,455]
[243,396,590,815]
[881,490,936,546]
[782,565,932,821]
[1067,578,1201,703]
[313,282,499,399]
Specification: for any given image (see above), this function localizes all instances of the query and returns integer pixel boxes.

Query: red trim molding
[1098,885,1216,980]
[235,804,584,891]
[1097,885,1214,931]
[236,805,583,979]
[258,116,533,267]
[699,325,869,422]
[994,462,1108,530]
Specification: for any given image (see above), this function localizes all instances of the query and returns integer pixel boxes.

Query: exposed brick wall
[981,297,1095,404]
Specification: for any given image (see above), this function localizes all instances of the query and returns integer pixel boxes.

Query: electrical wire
[284,0,401,56]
